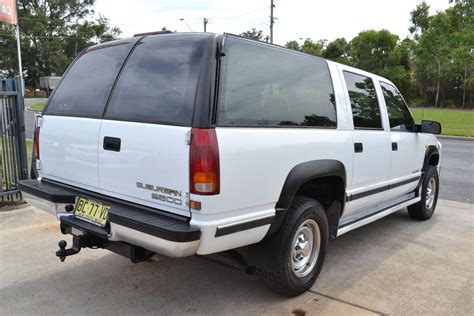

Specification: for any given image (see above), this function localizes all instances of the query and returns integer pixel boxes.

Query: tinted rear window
[45,39,137,117]
[104,34,210,125]
[217,37,336,127]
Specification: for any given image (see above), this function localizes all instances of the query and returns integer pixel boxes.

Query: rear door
[98,34,211,216]
[40,39,138,191]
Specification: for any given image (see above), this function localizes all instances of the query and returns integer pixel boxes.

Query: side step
[337,197,421,236]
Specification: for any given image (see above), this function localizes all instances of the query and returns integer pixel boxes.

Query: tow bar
[56,234,107,262]
[56,238,81,262]
[55,228,154,263]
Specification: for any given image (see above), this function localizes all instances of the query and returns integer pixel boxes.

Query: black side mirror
[417,120,442,135]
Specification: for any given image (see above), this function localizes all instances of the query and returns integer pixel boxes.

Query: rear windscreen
[45,39,138,118]
[104,34,210,125]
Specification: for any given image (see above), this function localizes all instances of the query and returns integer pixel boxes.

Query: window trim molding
[354,126,385,131]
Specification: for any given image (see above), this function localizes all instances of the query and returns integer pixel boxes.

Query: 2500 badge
[136,182,183,206]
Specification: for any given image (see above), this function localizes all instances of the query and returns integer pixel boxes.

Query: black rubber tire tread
[408,165,439,220]
[259,196,328,297]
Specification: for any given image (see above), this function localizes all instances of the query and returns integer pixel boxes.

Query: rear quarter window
[45,39,138,118]
[217,37,337,128]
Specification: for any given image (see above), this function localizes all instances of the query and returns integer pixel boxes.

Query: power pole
[270,0,275,43]
[203,18,208,32]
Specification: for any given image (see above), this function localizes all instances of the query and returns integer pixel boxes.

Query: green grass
[410,108,474,137]
[0,138,33,191]
[28,102,45,111]
[26,139,32,170]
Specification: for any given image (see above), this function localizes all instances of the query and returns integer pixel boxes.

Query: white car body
[20,33,441,274]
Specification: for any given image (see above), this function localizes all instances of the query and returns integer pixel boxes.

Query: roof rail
[133,30,173,37]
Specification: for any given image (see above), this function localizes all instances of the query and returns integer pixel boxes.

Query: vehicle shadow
[1,208,438,315]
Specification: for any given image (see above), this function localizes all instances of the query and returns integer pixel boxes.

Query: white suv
[20,32,442,296]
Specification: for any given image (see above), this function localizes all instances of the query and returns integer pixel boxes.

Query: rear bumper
[19,179,201,257]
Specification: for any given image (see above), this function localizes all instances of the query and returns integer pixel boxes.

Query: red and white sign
[0,0,17,25]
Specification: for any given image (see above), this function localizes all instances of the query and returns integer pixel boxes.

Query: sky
[94,0,452,45]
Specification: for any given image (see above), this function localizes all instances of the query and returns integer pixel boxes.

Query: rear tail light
[34,126,40,160]
[190,128,220,195]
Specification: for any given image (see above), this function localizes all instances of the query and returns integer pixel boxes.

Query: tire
[408,165,439,220]
[259,196,329,297]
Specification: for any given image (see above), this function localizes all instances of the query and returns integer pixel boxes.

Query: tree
[350,30,399,73]
[285,40,300,51]
[285,38,326,57]
[445,0,474,107]
[322,38,351,65]
[411,0,473,107]
[240,28,269,42]
[348,30,414,98]
[0,0,121,87]
[409,2,431,39]
[301,39,326,57]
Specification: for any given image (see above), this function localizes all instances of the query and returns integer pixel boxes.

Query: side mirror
[417,120,442,135]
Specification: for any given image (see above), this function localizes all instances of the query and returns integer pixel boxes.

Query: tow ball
[56,236,82,262]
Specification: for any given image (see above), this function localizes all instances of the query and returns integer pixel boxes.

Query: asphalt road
[1,200,472,315]
[438,139,474,204]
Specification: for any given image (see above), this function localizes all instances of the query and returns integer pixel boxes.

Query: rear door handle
[103,137,121,152]
[392,142,398,151]
[354,142,363,153]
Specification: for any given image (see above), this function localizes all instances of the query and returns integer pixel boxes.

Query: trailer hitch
[56,237,82,262]
[55,226,154,263]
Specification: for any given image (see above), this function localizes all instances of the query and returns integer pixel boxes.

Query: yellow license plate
[74,197,110,227]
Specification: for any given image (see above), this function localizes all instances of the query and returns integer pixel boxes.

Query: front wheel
[259,197,328,297]
[408,165,439,220]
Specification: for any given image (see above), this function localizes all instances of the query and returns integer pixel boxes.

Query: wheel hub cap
[426,177,436,209]
[290,219,321,278]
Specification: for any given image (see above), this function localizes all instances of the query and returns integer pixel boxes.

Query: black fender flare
[422,145,440,171]
[266,159,347,238]
[415,145,440,195]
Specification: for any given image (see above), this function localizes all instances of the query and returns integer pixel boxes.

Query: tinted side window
[104,34,210,125]
[218,37,336,127]
[45,39,137,117]
[343,71,382,129]
[380,82,415,131]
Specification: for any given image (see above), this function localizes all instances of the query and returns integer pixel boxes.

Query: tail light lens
[34,126,40,159]
[190,128,220,195]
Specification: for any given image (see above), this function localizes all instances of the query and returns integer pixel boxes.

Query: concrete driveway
[1,200,472,315]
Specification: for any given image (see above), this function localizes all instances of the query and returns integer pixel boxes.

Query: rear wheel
[408,165,439,220]
[259,196,328,297]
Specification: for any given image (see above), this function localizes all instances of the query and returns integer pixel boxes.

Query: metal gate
[0,76,28,201]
